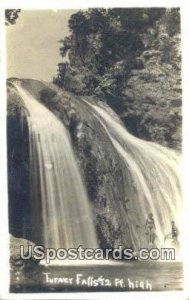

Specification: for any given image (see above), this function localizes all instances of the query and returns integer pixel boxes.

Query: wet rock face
[59,96,134,248]
[7,83,31,240]
[42,90,132,248]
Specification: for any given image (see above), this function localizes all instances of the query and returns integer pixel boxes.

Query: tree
[54,8,181,149]
[54,8,167,94]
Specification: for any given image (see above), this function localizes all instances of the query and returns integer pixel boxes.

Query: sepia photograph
[4,6,183,295]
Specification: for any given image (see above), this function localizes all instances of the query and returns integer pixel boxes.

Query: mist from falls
[13,84,98,249]
[82,98,181,249]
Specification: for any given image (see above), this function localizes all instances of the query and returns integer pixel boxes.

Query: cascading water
[81,98,181,249]
[11,81,181,252]
[13,84,98,249]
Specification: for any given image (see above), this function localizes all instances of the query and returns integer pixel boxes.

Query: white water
[82,98,181,249]
[14,84,98,249]
[12,82,181,252]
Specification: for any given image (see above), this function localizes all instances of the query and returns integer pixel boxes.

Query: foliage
[39,88,57,106]
[54,8,169,92]
[54,8,181,149]
[5,9,21,25]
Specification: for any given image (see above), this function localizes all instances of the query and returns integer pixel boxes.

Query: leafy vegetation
[5,9,21,25]
[40,87,57,106]
[54,8,181,149]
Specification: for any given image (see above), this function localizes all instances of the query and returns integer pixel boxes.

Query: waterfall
[13,84,98,249]
[12,82,181,252]
[81,98,181,249]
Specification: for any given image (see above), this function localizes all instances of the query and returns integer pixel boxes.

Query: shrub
[39,88,57,106]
